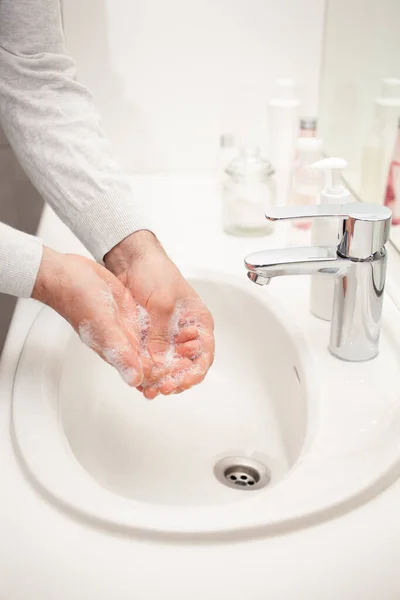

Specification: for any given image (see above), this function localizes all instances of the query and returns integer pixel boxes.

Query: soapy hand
[32,247,150,387]
[33,236,215,399]
[104,231,215,399]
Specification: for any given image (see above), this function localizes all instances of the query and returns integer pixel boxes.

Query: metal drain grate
[214,457,271,491]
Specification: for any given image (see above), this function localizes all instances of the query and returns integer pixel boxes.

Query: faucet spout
[247,272,271,286]
[245,246,349,281]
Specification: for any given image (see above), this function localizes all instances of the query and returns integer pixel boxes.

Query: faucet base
[327,252,387,362]
[329,346,379,362]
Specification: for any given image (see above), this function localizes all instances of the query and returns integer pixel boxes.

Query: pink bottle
[384,118,400,225]
[299,117,317,138]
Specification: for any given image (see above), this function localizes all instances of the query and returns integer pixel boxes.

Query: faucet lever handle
[266,202,391,223]
[266,202,392,259]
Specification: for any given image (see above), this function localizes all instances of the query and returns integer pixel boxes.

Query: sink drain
[214,457,271,491]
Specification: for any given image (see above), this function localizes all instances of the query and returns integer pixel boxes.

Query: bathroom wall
[319,0,400,169]
[62,0,326,173]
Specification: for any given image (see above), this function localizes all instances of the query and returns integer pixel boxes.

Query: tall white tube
[267,79,300,206]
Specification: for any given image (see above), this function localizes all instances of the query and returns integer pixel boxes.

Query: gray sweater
[0,0,148,298]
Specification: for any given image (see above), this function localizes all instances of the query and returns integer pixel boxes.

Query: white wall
[63,0,325,173]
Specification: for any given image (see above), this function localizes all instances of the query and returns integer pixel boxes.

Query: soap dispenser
[309,158,351,321]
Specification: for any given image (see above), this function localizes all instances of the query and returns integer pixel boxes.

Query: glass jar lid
[225,147,275,179]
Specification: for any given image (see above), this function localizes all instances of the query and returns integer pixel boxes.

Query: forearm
[0,0,150,262]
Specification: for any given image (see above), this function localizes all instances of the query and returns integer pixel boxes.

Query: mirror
[319,0,400,247]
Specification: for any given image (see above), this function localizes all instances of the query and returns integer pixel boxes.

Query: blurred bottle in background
[299,117,317,138]
[267,79,300,206]
[361,78,400,205]
[384,118,400,225]
[288,137,323,237]
[218,133,237,174]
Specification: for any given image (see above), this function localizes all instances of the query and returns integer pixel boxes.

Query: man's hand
[104,231,215,399]
[32,247,150,387]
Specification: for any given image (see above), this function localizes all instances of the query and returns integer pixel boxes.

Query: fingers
[143,370,187,398]
[143,386,160,400]
[146,297,204,361]
[178,353,212,391]
[138,298,202,395]
[175,326,199,343]
[175,339,202,359]
[140,355,192,390]
[140,333,214,398]
[147,353,211,398]
[168,326,215,395]
[123,295,215,399]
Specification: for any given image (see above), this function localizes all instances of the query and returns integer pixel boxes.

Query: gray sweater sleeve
[0,0,149,298]
[0,222,43,298]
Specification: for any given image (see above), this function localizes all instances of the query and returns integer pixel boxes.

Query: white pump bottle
[309,158,352,321]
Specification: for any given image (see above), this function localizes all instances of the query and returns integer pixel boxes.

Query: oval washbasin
[13,268,400,537]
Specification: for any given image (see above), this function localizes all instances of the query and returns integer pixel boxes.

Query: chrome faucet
[245,203,392,361]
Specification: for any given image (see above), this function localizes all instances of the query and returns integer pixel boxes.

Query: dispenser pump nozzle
[311,157,348,199]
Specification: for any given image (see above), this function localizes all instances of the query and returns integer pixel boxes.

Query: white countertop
[1,174,400,599]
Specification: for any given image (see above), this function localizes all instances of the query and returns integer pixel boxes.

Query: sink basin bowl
[59,272,306,507]
[11,269,400,537]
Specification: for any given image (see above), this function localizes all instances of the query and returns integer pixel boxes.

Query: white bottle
[267,79,300,207]
[286,137,323,246]
[289,137,323,223]
[309,158,351,321]
[361,77,400,205]
[299,117,317,138]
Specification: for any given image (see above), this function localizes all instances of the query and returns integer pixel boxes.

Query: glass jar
[223,147,275,236]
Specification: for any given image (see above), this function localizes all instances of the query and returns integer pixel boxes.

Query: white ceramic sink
[11,268,400,537]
